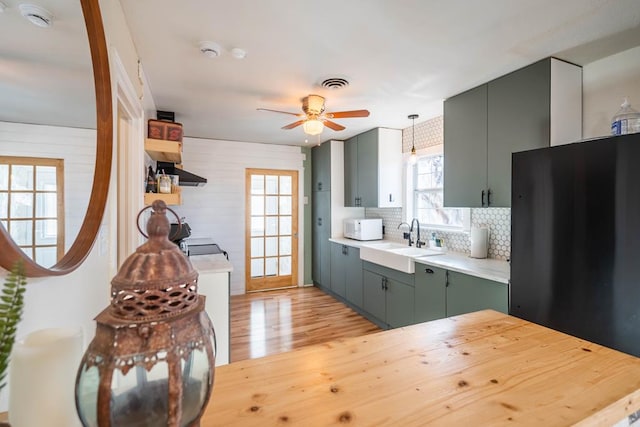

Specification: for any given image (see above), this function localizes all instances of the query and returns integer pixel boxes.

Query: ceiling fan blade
[323,120,346,131]
[325,109,370,119]
[257,108,303,117]
[282,120,305,130]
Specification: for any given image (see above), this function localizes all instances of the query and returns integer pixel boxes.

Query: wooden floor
[230,286,381,362]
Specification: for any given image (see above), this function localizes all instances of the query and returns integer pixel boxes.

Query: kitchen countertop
[189,254,233,274]
[329,237,510,284]
[201,310,640,426]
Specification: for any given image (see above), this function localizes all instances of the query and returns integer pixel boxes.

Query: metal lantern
[75,200,216,426]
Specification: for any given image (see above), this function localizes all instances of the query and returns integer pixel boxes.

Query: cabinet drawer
[362,261,414,287]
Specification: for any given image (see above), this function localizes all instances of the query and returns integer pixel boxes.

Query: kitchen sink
[360,242,445,273]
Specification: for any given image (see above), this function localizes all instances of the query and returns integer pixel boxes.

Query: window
[407,149,469,230]
[0,156,64,267]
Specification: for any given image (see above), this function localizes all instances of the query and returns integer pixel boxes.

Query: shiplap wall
[0,121,96,249]
[172,137,306,295]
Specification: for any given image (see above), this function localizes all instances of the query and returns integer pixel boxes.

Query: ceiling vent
[320,77,349,90]
[19,4,53,28]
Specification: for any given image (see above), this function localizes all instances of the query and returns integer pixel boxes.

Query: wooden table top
[201,310,640,426]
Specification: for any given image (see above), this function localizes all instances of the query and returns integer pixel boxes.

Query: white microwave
[344,218,383,241]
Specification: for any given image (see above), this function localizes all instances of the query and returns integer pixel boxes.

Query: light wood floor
[230,286,381,362]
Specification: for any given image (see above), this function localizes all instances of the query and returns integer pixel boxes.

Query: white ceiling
[2,1,640,147]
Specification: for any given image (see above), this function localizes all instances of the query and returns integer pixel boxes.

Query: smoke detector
[19,3,53,28]
[199,41,222,58]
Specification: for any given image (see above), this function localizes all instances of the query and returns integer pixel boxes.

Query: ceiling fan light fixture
[303,95,325,115]
[19,3,53,28]
[303,119,324,136]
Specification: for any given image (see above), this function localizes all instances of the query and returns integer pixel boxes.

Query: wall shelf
[144,192,182,206]
[144,138,182,163]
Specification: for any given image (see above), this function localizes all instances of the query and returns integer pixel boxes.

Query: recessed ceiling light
[19,3,53,28]
[230,48,247,60]
[199,41,222,58]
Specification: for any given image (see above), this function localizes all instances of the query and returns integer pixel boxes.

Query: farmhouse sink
[360,242,445,274]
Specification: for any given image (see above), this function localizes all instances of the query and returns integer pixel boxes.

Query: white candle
[9,328,83,427]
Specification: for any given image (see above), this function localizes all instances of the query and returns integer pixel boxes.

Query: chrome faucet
[410,218,424,248]
[397,222,412,246]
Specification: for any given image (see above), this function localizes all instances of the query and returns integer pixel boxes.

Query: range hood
[157,161,207,187]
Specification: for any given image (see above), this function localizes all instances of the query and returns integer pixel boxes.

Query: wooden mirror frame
[0,0,112,277]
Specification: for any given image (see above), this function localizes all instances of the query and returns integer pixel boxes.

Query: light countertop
[329,237,510,284]
[189,254,233,274]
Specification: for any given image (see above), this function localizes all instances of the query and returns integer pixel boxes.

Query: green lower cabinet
[344,247,363,309]
[446,270,508,316]
[414,265,447,323]
[330,243,347,298]
[363,262,415,328]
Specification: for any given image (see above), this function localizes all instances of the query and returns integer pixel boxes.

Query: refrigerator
[511,132,640,357]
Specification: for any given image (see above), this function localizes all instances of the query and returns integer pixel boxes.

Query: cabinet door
[386,278,415,328]
[443,85,488,208]
[487,58,550,207]
[312,141,331,192]
[312,191,331,287]
[446,271,508,317]
[345,246,363,308]
[414,264,447,323]
[330,243,346,298]
[344,136,358,207]
[356,129,379,207]
[363,270,386,323]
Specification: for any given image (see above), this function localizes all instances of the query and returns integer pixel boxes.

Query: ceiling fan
[257,94,370,136]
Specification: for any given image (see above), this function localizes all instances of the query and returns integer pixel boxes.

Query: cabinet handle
[481,190,485,207]
[381,277,385,290]
[317,182,322,191]
[425,268,434,274]
[317,217,322,226]
[487,189,492,206]
[389,193,393,202]
[342,245,347,255]
[445,270,450,287]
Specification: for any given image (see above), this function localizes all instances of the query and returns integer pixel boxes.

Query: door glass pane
[35,193,57,218]
[279,256,291,275]
[265,196,278,215]
[279,236,291,255]
[265,257,277,276]
[251,217,264,236]
[35,219,57,245]
[251,258,264,278]
[11,193,33,218]
[35,166,56,191]
[35,247,56,268]
[279,196,291,215]
[265,237,278,257]
[0,193,7,218]
[251,196,264,216]
[10,220,33,246]
[279,216,291,235]
[20,246,33,259]
[251,175,264,195]
[280,176,292,195]
[265,175,278,195]
[0,164,8,190]
[11,165,33,190]
[251,237,264,257]
[265,217,278,235]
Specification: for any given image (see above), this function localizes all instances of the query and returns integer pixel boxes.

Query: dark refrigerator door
[511,133,640,357]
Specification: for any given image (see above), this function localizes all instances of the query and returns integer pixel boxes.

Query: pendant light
[408,114,419,165]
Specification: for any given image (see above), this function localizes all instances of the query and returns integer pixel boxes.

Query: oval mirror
[0,0,112,277]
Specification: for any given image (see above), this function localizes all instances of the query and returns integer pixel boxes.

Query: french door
[245,169,298,292]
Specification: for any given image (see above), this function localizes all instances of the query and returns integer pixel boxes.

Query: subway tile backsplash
[365,207,511,261]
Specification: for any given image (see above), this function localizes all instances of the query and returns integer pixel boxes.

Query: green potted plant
[0,262,26,426]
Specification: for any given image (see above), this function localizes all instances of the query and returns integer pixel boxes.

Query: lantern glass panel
[110,361,169,426]
[180,347,213,426]
[76,363,100,426]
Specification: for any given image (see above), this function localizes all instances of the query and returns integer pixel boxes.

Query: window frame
[0,156,65,265]
[404,145,470,232]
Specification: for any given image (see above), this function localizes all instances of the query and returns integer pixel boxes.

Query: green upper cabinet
[312,141,331,193]
[444,57,582,207]
[344,128,402,208]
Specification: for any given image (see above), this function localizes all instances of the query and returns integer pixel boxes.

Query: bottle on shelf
[145,165,157,193]
[611,98,640,135]
[158,170,172,194]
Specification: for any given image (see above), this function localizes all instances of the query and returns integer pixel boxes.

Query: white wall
[172,137,306,295]
[583,46,640,138]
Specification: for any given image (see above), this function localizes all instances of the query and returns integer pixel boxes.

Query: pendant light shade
[408,114,419,165]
